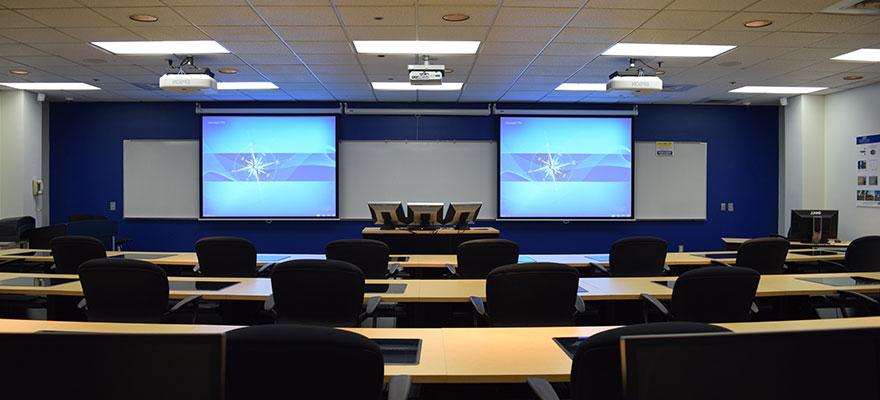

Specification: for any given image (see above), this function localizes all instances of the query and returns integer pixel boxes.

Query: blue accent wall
[49,101,779,253]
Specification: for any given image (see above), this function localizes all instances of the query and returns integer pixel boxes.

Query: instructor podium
[361,227,500,254]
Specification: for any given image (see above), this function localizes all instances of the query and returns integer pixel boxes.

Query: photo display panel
[498,116,633,219]
[201,115,337,219]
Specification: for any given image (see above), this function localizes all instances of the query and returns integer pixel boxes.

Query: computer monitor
[407,202,444,229]
[621,327,880,400]
[442,202,482,230]
[368,202,408,230]
[789,209,838,243]
[0,332,224,399]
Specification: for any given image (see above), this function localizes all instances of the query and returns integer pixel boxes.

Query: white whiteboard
[123,140,199,219]
[340,141,497,219]
[634,141,707,220]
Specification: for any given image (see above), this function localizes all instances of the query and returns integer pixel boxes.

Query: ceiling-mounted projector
[408,55,444,85]
[159,56,217,94]
[607,59,663,95]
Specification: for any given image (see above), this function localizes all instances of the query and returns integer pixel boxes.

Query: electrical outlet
[109,201,116,211]
[720,203,727,211]
[727,202,734,212]
[678,244,684,252]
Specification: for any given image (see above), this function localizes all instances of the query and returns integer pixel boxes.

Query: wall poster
[857,133,880,208]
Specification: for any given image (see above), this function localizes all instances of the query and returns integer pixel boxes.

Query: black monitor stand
[453,212,471,230]
[411,214,436,231]
[811,216,827,244]
[379,212,396,230]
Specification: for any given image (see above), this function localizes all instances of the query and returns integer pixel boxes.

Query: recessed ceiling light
[555,83,607,91]
[91,40,229,55]
[729,86,827,94]
[218,68,238,74]
[354,40,480,54]
[602,43,736,58]
[843,75,863,80]
[832,48,880,62]
[442,13,470,22]
[0,82,100,91]
[371,82,463,91]
[216,82,278,90]
[743,19,772,28]
[129,13,159,23]
[8,68,28,75]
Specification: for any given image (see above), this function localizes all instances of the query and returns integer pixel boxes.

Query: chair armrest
[575,295,586,314]
[640,293,670,321]
[589,262,610,276]
[77,298,87,310]
[662,264,671,274]
[445,263,458,276]
[750,302,760,315]
[818,260,848,273]
[256,262,275,274]
[469,296,486,316]
[169,295,202,313]
[388,262,402,275]
[526,377,561,400]
[192,264,200,273]
[264,294,275,312]
[710,259,734,267]
[365,296,382,315]
[838,290,880,316]
[387,375,412,400]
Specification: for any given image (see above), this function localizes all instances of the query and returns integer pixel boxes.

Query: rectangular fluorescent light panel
[216,82,279,90]
[371,82,463,91]
[91,40,229,55]
[0,82,100,91]
[832,48,880,62]
[603,43,735,57]
[729,86,827,94]
[354,40,480,54]
[555,83,607,91]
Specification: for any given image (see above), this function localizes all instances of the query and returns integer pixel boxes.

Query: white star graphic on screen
[528,143,574,183]
[231,148,279,182]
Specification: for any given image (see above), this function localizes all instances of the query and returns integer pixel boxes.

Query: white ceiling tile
[127,26,209,40]
[0,28,79,43]
[569,8,656,29]
[276,82,330,91]
[494,6,576,27]
[711,12,810,32]
[782,14,879,33]
[58,27,143,42]
[850,19,880,34]
[470,64,524,75]
[276,26,347,41]
[328,0,415,4]
[6,55,79,66]
[509,82,559,91]
[337,6,415,25]
[642,10,734,30]
[519,74,575,83]
[257,6,340,26]
[93,7,191,27]
[687,30,767,45]
[253,64,310,75]
[799,60,865,73]
[711,45,798,67]
[419,0,497,5]
[201,26,278,41]
[300,53,361,65]
[289,41,354,54]
[418,6,498,26]
[172,6,263,26]
[479,41,545,55]
[28,43,117,62]
[416,91,462,102]
[310,64,365,75]
[238,53,301,65]
[753,31,832,47]
[418,26,488,41]
[18,8,117,28]
[293,90,336,101]
[746,0,843,13]
[584,0,673,9]
[666,0,754,11]
[346,26,416,40]
[622,29,701,43]
[374,91,417,101]
[542,42,609,56]
[257,73,318,83]
[525,65,579,75]
[774,47,852,61]
[555,27,631,43]
[220,41,288,54]
[486,26,558,42]
[0,10,44,28]
[475,55,535,65]
[323,73,373,82]
[500,90,547,101]
[532,55,588,66]
[0,43,47,56]
[0,0,82,7]
[89,65,155,75]
[79,0,164,5]
[808,33,880,49]
[162,0,248,5]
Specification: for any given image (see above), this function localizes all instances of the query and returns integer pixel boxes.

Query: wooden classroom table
[721,237,850,250]
[362,227,501,254]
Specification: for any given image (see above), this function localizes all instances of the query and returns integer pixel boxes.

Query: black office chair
[78,259,200,323]
[266,259,380,327]
[22,224,67,249]
[50,235,106,274]
[325,239,402,279]
[195,236,262,277]
[819,235,880,272]
[590,236,668,277]
[447,238,519,278]
[225,324,411,400]
[527,322,731,400]
[469,262,584,327]
[641,266,760,323]
[0,216,35,243]
[714,237,789,274]
[68,213,108,222]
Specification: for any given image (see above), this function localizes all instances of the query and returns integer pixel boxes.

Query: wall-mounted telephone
[32,179,43,196]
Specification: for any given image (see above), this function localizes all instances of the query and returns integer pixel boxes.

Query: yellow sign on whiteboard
[655,141,674,157]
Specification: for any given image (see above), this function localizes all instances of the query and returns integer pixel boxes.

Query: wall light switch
[727,202,734,212]
[720,203,727,211]
[109,201,116,211]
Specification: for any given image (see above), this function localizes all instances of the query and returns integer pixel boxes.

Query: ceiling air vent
[822,0,880,15]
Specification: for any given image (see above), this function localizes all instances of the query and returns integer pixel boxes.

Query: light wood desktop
[362,227,500,235]
[722,237,850,249]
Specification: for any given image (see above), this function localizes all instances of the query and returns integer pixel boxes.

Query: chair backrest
[671,266,760,323]
[23,224,67,249]
[0,216,35,242]
[50,235,107,274]
[225,324,383,400]
[844,236,880,272]
[570,322,731,400]
[735,237,789,274]
[608,236,668,277]
[66,220,117,250]
[195,236,257,277]
[325,239,390,279]
[270,259,365,327]
[456,239,519,279]
[485,262,580,327]
[68,214,108,222]
[78,258,169,323]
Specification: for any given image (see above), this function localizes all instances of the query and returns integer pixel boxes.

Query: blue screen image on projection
[499,117,632,219]
[201,116,336,218]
